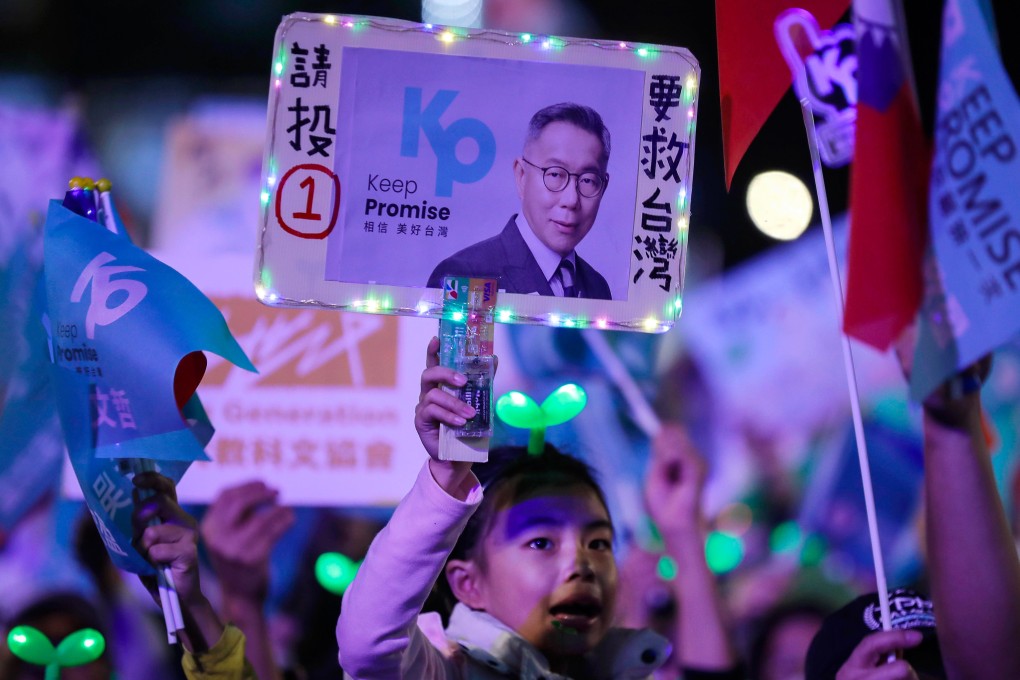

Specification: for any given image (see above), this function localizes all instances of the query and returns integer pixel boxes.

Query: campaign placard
[256,13,700,332]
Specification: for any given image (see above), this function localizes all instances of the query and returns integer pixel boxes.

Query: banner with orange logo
[63,250,439,507]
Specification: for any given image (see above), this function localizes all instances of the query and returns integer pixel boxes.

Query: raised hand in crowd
[914,357,1020,680]
[132,471,256,679]
[833,629,924,680]
[890,322,1020,680]
[641,423,740,677]
[200,480,294,680]
[812,337,1020,680]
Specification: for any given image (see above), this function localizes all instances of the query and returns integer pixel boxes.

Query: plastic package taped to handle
[440,275,497,439]
[452,355,494,437]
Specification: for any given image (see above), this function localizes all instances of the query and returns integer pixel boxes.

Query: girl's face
[469,483,617,657]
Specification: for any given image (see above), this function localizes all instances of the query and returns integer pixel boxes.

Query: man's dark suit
[426,215,612,300]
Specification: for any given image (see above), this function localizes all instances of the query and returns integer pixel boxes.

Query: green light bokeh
[656,555,678,581]
[800,534,827,567]
[770,521,802,555]
[315,552,361,595]
[705,531,744,574]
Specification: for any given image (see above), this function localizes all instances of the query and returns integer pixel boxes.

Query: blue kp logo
[401,87,496,197]
[71,252,148,340]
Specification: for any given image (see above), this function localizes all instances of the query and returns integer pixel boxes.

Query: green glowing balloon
[495,391,542,429]
[7,626,56,665]
[316,552,361,595]
[55,628,105,666]
[539,384,587,426]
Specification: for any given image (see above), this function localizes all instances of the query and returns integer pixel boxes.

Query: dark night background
[1,1,1016,270]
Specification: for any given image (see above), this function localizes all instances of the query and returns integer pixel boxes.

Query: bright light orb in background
[746,170,813,241]
[422,0,482,28]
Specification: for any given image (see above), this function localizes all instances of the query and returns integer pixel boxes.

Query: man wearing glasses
[426,102,613,299]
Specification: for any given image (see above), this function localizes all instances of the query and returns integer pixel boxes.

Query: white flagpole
[96,182,184,643]
[581,330,661,438]
[799,99,893,633]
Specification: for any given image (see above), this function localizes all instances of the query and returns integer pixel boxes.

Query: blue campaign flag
[0,232,65,533]
[912,0,1020,399]
[42,198,256,572]
[53,365,193,574]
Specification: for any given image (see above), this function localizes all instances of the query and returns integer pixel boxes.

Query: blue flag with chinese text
[43,199,256,572]
[912,0,1020,399]
[0,232,65,533]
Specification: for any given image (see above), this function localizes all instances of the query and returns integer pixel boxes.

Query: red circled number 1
[274,163,340,239]
[294,176,322,220]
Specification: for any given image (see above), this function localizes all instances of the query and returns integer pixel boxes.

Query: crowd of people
[1,332,1018,680]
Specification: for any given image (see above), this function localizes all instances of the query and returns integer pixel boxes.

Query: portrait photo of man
[426,102,614,300]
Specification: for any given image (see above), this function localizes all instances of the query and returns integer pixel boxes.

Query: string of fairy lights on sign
[257,14,698,333]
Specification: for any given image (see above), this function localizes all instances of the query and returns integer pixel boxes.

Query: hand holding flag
[42,179,256,642]
[910,0,1020,400]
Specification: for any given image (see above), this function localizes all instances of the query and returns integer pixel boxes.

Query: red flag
[842,0,929,351]
[716,0,850,189]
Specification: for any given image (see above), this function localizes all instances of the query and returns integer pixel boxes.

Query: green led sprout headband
[495,383,588,454]
[315,552,361,595]
[7,626,105,680]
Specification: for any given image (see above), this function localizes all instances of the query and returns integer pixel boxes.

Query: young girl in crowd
[336,338,737,679]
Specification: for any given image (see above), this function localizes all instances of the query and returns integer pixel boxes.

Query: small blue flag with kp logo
[42,198,256,573]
